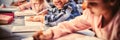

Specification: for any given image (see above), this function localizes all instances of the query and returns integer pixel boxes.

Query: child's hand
[33,29,53,40]
[26,15,45,23]
[33,30,43,40]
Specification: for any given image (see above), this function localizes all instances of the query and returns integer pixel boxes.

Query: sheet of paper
[24,16,43,27]
[11,26,41,33]
[14,10,36,16]
[77,29,95,36]
[21,37,33,40]
[0,8,18,12]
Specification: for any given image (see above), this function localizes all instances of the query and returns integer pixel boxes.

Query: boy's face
[86,0,111,16]
[53,0,68,9]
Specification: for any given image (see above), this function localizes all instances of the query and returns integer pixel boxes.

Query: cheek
[53,2,56,6]
[53,3,58,7]
[61,0,66,3]
[53,0,55,4]
[90,7,103,15]
[55,3,63,7]
[53,0,57,4]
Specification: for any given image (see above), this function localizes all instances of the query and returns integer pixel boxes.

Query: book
[0,13,14,24]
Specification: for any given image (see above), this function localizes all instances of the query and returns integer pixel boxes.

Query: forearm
[33,9,93,40]
[43,16,92,39]
[37,9,48,16]
[17,2,31,11]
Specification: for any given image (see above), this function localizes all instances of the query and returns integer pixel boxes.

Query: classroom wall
[0,0,13,7]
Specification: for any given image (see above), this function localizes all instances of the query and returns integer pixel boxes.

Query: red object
[0,13,14,24]
[0,13,14,18]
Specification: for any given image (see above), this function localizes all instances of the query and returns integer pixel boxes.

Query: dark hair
[103,0,120,15]
[103,0,120,8]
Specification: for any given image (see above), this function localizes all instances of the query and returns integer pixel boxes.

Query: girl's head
[86,0,120,16]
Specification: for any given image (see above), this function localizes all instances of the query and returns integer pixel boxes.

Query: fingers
[33,16,41,22]
[33,32,40,40]
[33,30,53,40]
[33,30,43,40]
[33,34,40,40]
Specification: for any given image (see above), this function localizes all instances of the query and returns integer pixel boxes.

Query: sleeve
[43,9,93,39]
[17,2,31,11]
[66,1,81,20]
[37,8,48,15]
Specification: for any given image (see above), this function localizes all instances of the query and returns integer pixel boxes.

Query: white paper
[11,26,41,32]
[0,8,18,11]
[14,10,36,16]
[24,16,43,27]
[21,37,33,40]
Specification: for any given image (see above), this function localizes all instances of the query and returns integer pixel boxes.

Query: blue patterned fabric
[45,0,82,27]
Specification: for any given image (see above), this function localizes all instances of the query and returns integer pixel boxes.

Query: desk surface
[0,16,96,40]
[0,9,50,39]
[0,16,25,30]
[0,16,44,40]
[0,16,95,40]
[0,7,95,40]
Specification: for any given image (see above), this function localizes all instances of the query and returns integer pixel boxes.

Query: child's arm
[33,9,93,40]
[36,9,48,16]
[17,2,31,11]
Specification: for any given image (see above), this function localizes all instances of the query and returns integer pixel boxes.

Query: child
[17,0,50,23]
[17,0,50,14]
[45,0,82,27]
[33,0,120,40]
[11,0,28,7]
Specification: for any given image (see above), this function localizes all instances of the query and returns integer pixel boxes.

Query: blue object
[45,0,82,27]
